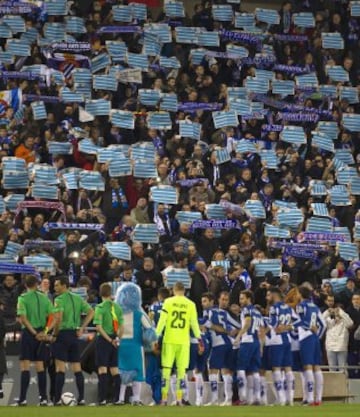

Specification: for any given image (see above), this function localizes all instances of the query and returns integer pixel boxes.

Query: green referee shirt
[54,291,92,330]
[93,300,124,336]
[17,290,54,329]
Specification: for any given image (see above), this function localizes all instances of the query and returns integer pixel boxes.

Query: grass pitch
[2,404,360,417]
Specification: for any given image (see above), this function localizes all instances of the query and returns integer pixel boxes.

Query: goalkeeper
[156,282,201,405]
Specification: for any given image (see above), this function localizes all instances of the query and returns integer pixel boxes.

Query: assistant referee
[16,274,54,406]
[93,283,124,405]
[51,276,94,406]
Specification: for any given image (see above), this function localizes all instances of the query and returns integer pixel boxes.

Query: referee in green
[51,276,94,406]
[94,283,124,405]
[16,274,54,406]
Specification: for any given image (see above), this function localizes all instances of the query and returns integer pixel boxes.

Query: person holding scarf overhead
[101,178,129,234]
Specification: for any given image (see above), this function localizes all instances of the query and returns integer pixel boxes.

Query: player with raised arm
[296,286,326,406]
[234,290,263,405]
[156,282,201,406]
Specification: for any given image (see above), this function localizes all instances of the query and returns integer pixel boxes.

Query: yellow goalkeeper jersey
[156,295,201,344]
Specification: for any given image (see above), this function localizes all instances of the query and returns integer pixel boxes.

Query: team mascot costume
[115,282,157,405]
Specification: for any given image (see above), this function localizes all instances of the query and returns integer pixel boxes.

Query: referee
[51,276,94,406]
[16,274,54,406]
[93,283,124,405]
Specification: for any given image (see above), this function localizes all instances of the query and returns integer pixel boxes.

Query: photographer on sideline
[323,296,353,372]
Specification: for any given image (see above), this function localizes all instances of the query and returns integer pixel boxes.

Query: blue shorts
[230,348,238,372]
[299,334,321,367]
[188,343,210,372]
[95,335,118,368]
[188,343,198,371]
[261,345,271,371]
[52,330,80,363]
[269,343,292,368]
[292,350,302,372]
[20,329,47,361]
[145,352,161,383]
[236,340,261,372]
[209,344,234,370]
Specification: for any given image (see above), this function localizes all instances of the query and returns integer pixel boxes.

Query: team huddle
[152,283,325,407]
[14,274,325,407]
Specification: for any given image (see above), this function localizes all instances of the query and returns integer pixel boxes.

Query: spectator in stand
[131,242,145,271]
[190,261,210,315]
[130,198,150,225]
[196,229,220,266]
[101,178,129,234]
[226,245,244,267]
[135,257,163,310]
[337,278,357,310]
[120,265,137,284]
[220,266,246,306]
[14,135,37,165]
[0,275,20,331]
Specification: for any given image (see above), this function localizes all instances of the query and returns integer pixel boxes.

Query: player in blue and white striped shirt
[295,286,326,406]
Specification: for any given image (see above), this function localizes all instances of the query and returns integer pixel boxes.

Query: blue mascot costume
[115,282,157,405]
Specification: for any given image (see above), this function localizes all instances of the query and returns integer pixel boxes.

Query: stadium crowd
[0,0,360,407]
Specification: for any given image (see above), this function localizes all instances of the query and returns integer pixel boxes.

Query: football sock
[236,370,246,401]
[285,371,295,404]
[119,384,127,402]
[98,373,107,403]
[246,375,254,404]
[194,372,204,404]
[113,374,121,403]
[222,374,233,403]
[260,375,268,405]
[253,372,261,403]
[54,372,65,404]
[37,371,47,400]
[209,373,218,403]
[75,372,84,401]
[272,370,285,405]
[314,370,323,403]
[132,382,141,403]
[19,370,30,403]
[304,369,314,403]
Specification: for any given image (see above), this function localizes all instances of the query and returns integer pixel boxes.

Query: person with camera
[323,301,353,372]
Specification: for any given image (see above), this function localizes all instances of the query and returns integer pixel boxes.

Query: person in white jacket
[323,305,353,372]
